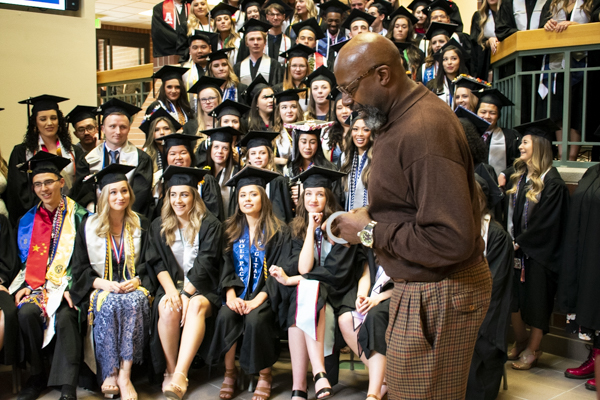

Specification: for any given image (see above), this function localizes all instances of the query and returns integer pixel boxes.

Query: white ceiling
[95,0,221,29]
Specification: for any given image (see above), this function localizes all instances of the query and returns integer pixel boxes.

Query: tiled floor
[0,353,596,400]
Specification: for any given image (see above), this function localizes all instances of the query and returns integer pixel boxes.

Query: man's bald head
[334,33,407,114]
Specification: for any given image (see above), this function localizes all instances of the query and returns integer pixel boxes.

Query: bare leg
[288,326,310,397]
[118,360,137,400]
[157,301,182,387]
[171,296,212,389]
[252,367,272,400]
[305,307,331,398]
[219,343,238,400]
[0,310,4,353]
[569,128,581,161]
[527,327,544,353]
[512,312,529,343]
[556,129,564,159]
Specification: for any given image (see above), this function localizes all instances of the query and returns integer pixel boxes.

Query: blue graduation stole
[233,227,266,299]
[17,206,37,264]
[423,65,436,85]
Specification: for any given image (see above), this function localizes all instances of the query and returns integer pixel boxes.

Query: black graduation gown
[6,143,83,225]
[145,214,223,374]
[470,10,496,80]
[512,167,569,331]
[70,216,152,309]
[71,148,154,219]
[233,57,285,86]
[207,227,293,374]
[486,128,522,172]
[0,214,18,365]
[151,1,189,57]
[495,0,547,41]
[558,165,600,330]
[227,175,293,223]
[466,220,514,400]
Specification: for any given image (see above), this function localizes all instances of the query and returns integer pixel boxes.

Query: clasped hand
[101,278,139,294]
[544,19,577,33]
[226,296,261,315]
[355,294,380,315]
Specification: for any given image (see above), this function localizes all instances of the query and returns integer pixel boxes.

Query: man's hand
[323,207,372,245]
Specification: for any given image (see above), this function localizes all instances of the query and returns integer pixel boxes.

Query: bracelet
[180,290,193,298]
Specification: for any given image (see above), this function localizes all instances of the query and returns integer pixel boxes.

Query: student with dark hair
[425,39,470,106]
[146,66,195,125]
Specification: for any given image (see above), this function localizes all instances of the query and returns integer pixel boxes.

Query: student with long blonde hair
[505,119,570,371]
[211,2,242,64]
[207,48,247,102]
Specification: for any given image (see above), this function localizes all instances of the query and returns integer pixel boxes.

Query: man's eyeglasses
[75,125,97,134]
[33,179,60,189]
[336,64,383,97]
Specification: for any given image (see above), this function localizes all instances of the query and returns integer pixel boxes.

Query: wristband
[180,290,193,298]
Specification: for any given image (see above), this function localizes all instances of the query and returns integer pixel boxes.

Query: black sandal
[291,389,308,399]
[313,372,333,400]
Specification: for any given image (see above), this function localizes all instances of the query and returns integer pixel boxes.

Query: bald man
[331,33,492,399]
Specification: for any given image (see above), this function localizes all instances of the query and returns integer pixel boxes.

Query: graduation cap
[425,21,458,40]
[274,88,308,103]
[98,98,141,122]
[160,133,200,155]
[475,170,504,209]
[209,2,239,18]
[327,87,343,103]
[202,126,244,143]
[455,106,490,135]
[163,165,210,189]
[407,0,431,12]
[329,39,350,54]
[188,76,226,95]
[473,88,514,110]
[341,9,376,31]
[513,118,560,142]
[280,44,315,60]
[239,130,279,149]
[225,165,279,189]
[241,0,265,11]
[319,0,350,15]
[292,18,326,40]
[388,5,418,25]
[211,100,251,120]
[19,152,70,178]
[87,164,135,190]
[189,30,219,49]
[370,0,393,16]
[244,74,271,104]
[293,166,345,189]
[452,74,491,92]
[139,108,183,138]
[428,0,452,16]
[19,95,69,120]
[152,65,190,97]
[66,105,98,127]
[285,120,335,136]
[344,110,360,126]
[207,47,236,62]
[433,38,465,62]
[305,65,337,88]
[264,0,294,17]
[394,41,412,52]
[239,18,272,34]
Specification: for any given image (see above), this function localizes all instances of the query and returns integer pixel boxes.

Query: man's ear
[377,65,391,86]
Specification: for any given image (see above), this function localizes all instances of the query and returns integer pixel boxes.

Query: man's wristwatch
[357,221,377,248]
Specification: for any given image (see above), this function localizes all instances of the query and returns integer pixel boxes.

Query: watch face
[360,230,373,246]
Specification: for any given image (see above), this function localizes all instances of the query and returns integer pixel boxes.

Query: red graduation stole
[163,0,190,30]
[24,207,53,290]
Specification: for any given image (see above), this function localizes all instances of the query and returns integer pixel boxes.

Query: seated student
[304,66,336,121]
[465,178,514,400]
[386,6,425,78]
[141,107,183,175]
[269,167,367,400]
[416,21,455,84]
[234,19,284,86]
[70,164,151,400]
[238,131,294,222]
[264,0,294,65]
[272,88,307,174]
[152,133,224,221]
[425,0,472,69]
[66,105,100,155]
[291,18,326,69]
[273,44,313,110]
[182,30,219,111]
[474,88,521,179]
[207,166,292,400]
[452,74,491,112]
[10,153,88,400]
[7,95,81,225]
[316,0,350,62]
[72,99,153,218]
[201,127,243,219]
[368,0,392,35]
[341,9,376,38]
[0,213,16,369]
[183,76,226,137]
[207,48,248,102]
[426,39,470,106]
[211,2,243,65]
[151,0,190,57]
[407,0,430,35]
[145,166,223,400]
[244,75,276,131]
[322,89,351,165]
[147,66,194,126]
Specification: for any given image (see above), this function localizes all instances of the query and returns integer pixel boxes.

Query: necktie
[109,150,120,165]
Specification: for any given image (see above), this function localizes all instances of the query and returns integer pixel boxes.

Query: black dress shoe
[59,395,77,400]
[16,386,42,400]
